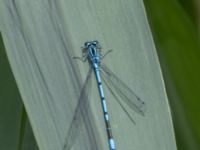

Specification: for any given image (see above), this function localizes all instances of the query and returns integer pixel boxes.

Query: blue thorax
[84,41,101,64]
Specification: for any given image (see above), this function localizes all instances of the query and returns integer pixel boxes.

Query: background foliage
[0,0,200,149]
[144,0,200,149]
[0,34,38,150]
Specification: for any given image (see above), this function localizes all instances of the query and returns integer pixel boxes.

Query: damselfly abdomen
[63,41,146,150]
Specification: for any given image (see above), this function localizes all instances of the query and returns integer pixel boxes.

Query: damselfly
[63,41,146,150]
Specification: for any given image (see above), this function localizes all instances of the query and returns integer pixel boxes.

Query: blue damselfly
[63,41,146,150]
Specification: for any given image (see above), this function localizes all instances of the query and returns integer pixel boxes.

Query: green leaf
[0,33,38,150]
[0,33,23,150]
[1,1,177,150]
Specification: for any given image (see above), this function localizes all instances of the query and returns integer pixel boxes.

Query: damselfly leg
[65,41,146,150]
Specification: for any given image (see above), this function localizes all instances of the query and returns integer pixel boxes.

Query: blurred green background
[0,0,200,149]
[144,0,200,150]
[0,34,38,150]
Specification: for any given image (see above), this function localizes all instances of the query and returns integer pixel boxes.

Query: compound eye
[93,41,98,45]
[84,42,91,47]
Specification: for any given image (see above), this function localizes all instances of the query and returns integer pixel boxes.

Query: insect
[63,41,146,150]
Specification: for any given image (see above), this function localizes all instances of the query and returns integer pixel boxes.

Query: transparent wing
[100,64,146,116]
[63,67,101,150]
[102,77,136,125]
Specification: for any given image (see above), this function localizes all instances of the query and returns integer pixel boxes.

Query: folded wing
[63,67,101,150]
[101,64,146,118]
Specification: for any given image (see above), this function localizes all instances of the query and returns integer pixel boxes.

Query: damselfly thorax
[65,41,146,150]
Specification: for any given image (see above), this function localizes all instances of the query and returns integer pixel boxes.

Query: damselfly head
[83,40,101,50]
